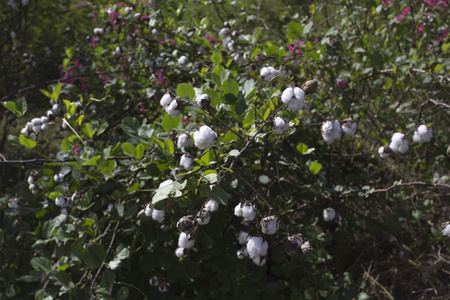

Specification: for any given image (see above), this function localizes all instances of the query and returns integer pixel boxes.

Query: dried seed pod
[284,233,303,256]
[196,210,211,225]
[177,215,197,233]
[301,241,313,255]
[8,197,20,209]
[300,79,318,94]
[149,276,159,287]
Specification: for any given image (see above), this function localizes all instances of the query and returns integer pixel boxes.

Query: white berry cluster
[55,192,81,214]
[160,92,184,118]
[175,199,219,258]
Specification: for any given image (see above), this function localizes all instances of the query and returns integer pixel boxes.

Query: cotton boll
[331,120,342,140]
[398,139,409,153]
[293,87,305,102]
[287,97,305,111]
[242,203,256,221]
[31,118,42,126]
[178,232,195,249]
[237,248,247,259]
[152,209,165,223]
[442,225,450,237]
[261,241,269,256]
[260,67,270,78]
[195,94,210,109]
[32,125,41,133]
[323,207,336,222]
[378,146,391,158]
[390,132,407,154]
[158,282,169,293]
[219,28,229,38]
[193,125,217,150]
[165,99,184,118]
[273,116,289,134]
[177,133,192,149]
[55,196,69,208]
[180,154,194,171]
[413,125,433,143]
[234,203,243,217]
[21,128,28,135]
[178,55,188,65]
[149,276,159,287]
[281,87,294,104]
[151,28,158,36]
[246,236,263,258]
[238,232,249,245]
[204,199,219,212]
[342,120,357,136]
[322,120,334,134]
[261,217,279,235]
[417,125,428,135]
[196,210,210,225]
[175,247,187,258]
[144,205,153,217]
[159,179,173,188]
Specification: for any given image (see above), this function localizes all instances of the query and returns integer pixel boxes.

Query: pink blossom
[382,0,392,4]
[395,7,411,23]
[423,0,448,7]
[415,24,424,33]
[338,80,346,88]
[74,145,81,157]
[139,102,146,112]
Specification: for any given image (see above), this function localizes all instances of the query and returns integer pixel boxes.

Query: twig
[228,104,286,171]
[0,156,134,164]
[232,170,273,211]
[90,221,120,290]
[373,181,450,193]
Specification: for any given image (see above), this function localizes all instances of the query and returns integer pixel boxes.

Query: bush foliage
[1,0,449,299]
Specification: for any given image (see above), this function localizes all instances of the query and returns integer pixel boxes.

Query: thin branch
[232,170,273,211]
[373,181,450,193]
[0,156,134,164]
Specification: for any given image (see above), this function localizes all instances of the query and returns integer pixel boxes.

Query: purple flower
[338,80,346,88]
[74,145,81,157]
[255,54,262,62]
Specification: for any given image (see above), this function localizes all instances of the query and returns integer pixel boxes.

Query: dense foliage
[1,0,449,299]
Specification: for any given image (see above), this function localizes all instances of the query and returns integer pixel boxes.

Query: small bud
[300,79,318,94]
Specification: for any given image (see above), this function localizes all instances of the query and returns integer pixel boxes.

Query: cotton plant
[246,236,269,266]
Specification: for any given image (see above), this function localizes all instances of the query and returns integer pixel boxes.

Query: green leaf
[161,114,181,131]
[85,155,101,166]
[31,257,52,272]
[309,160,322,175]
[303,21,313,36]
[122,117,140,136]
[434,64,444,73]
[122,142,136,157]
[51,83,62,101]
[65,47,75,59]
[2,101,20,116]
[222,78,239,97]
[99,160,116,174]
[206,186,231,205]
[211,51,223,65]
[19,134,37,149]
[82,123,94,138]
[219,130,238,143]
[287,22,303,38]
[86,244,106,269]
[164,139,174,155]
[117,287,129,300]
[136,143,145,159]
[16,98,28,116]
[177,83,195,100]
